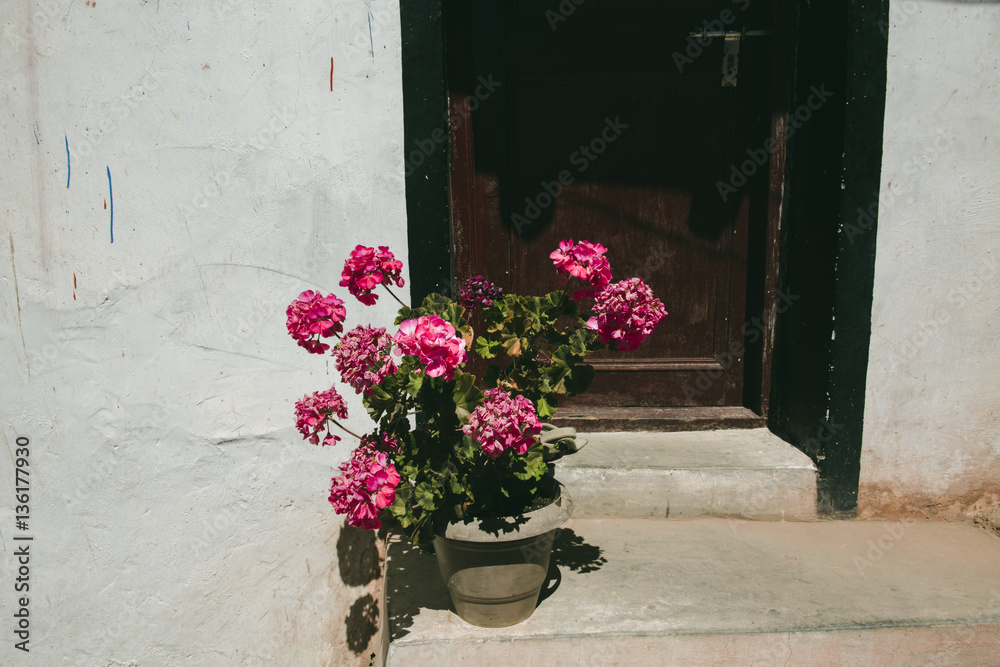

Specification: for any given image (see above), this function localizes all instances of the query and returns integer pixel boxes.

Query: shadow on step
[539,527,608,604]
[385,534,452,640]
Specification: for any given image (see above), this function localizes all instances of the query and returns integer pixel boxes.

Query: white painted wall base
[1,1,404,663]
[861,0,1000,518]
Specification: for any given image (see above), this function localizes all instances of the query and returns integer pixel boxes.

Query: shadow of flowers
[337,523,382,587]
[551,526,608,574]
[382,527,451,640]
[473,514,529,536]
[538,527,607,605]
[345,594,379,654]
[337,521,385,656]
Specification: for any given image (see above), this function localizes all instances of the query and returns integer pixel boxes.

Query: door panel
[449,0,778,414]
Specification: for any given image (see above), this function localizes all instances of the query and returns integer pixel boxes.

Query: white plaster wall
[861,0,1000,517]
[0,1,405,664]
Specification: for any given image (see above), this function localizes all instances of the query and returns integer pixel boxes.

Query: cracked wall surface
[0,1,403,664]
[861,1,1000,519]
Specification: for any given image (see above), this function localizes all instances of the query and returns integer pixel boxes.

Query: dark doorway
[447,1,789,429]
[400,1,888,515]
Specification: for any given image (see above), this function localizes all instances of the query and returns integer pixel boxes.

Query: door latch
[721,33,741,87]
[685,29,772,88]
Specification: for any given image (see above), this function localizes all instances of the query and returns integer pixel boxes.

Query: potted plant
[286,240,666,627]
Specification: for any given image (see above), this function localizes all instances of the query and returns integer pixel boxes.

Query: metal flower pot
[432,483,573,627]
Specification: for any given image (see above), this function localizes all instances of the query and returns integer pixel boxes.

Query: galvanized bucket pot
[432,484,573,627]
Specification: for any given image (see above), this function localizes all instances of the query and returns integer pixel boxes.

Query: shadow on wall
[337,523,384,656]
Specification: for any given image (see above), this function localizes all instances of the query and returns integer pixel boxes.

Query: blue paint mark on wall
[107,166,114,243]
[65,135,71,188]
[368,12,375,62]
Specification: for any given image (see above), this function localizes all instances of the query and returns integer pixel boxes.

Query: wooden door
[448,1,784,427]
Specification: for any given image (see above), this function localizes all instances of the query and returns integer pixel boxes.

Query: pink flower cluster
[340,245,405,306]
[462,388,542,459]
[393,315,468,381]
[587,277,667,351]
[458,275,504,309]
[286,290,347,354]
[550,239,613,300]
[333,325,398,395]
[329,437,402,530]
[295,387,349,446]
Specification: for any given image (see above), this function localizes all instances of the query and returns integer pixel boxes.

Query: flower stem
[383,284,409,309]
[331,420,364,441]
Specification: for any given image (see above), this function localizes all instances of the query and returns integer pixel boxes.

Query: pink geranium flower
[550,239,613,300]
[462,388,542,459]
[333,325,398,395]
[340,245,405,306]
[329,440,402,530]
[294,387,349,446]
[587,277,667,351]
[286,290,347,354]
[393,315,467,381]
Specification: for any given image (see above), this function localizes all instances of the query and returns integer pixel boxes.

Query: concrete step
[383,518,1000,666]
[554,429,818,520]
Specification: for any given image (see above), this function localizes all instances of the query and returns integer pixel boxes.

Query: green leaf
[406,373,424,397]
[452,371,484,421]
[564,362,597,396]
[421,292,452,310]
[502,335,525,357]
[364,384,393,420]
[475,336,500,359]
[414,482,438,511]
[460,434,477,459]
[513,451,548,482]
[536,396,555,420]
[394,306,414,325]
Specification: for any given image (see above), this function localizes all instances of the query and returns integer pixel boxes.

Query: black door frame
[399,0,889,517]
